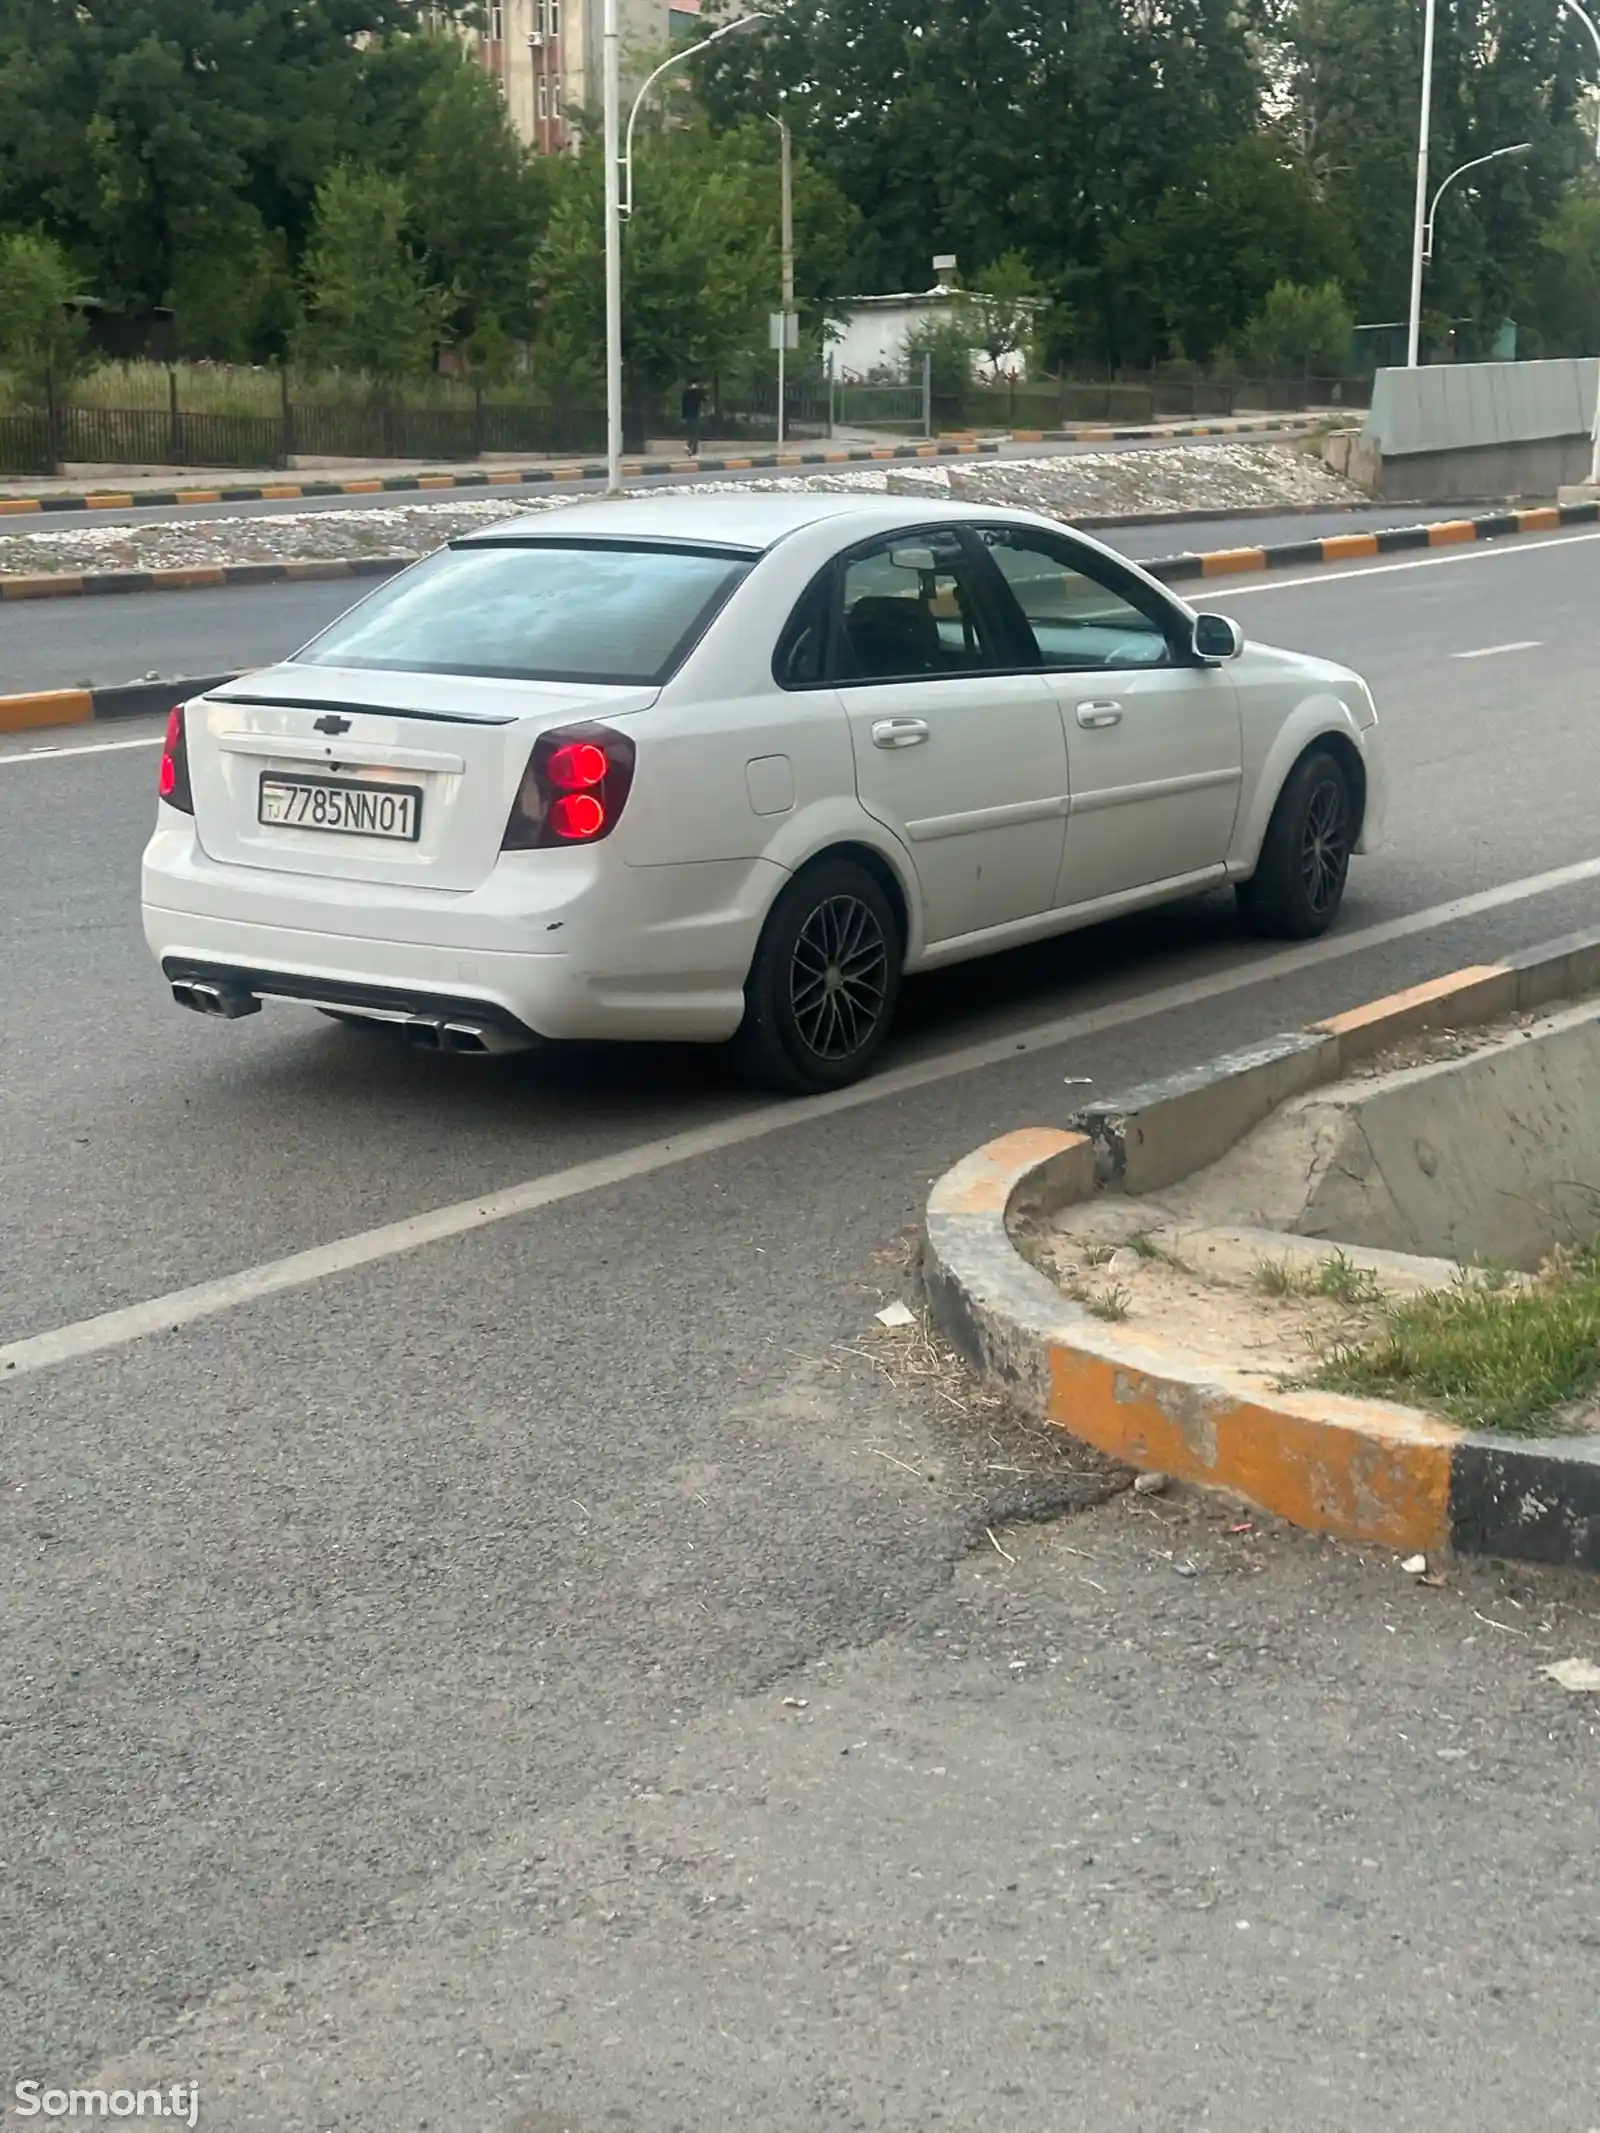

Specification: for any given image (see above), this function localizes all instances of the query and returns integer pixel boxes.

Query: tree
[1272,0,1592,328]
[404,43,550,344]
[536,118,857,392]
[696,0,1264,344]
[0,230,92,396]
[0,0,428,324]
[1528,183,1600,353]
[962,252,1042,376]
[1236,279,1355,375]
[294,165,450,382]
[902,313,973,397]
[1116,137,1357,365]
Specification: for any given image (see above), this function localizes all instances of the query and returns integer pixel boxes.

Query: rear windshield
[297,539,754,685]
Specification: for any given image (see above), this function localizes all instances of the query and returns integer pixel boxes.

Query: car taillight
[158,706,193,813]
[501,723,636,850]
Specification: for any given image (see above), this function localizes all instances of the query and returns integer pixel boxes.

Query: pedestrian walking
[681,379,704,459]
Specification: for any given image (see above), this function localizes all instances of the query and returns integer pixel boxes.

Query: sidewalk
[0,414,1327,513]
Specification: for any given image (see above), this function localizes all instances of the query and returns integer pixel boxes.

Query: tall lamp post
[1404,0,1439,368]
[604,9,769,493]
[1557,0,1600,484]
[1559,0,1600,156]
[1408,135,1531,364]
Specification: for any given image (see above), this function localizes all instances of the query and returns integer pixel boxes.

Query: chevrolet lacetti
[142,494,1386,1093]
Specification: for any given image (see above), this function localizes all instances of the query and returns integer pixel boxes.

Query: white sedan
[142,493,1385,1093]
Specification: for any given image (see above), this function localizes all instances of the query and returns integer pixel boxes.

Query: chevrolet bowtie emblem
[313,714,352,735]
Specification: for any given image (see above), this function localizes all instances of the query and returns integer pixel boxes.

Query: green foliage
[294,165,450,384]
[0,230,92,395]
[1117,139,1357,366]
[406,45,548,342]
[901,314,972,397]
[962,252,1043,373]
[1529,184,1600,354]
[0,0,422,322]
[537,119,858,391]
[1236,279,1355,376]
[1312,1249,1600,1436]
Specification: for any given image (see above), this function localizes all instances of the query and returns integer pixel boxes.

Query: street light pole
[606,11,769,493]
[1424,142,1533,260]
[602,0,622,493]
[1558,0,1600,481]
[1406,0,1439,367]
[1558,0,1600,156]
[776,115,793,447]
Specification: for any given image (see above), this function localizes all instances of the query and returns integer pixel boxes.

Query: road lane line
[0,734,162,766]
[7,852,1600,1383]
[1208,528,1600,595]
[1452,641,1543,660]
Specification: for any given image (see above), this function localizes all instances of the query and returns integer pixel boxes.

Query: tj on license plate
[259,772,422,842]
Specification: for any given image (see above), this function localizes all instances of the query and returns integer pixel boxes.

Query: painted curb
[1145,498,1600,587]
[0,673,236,735]
[0,554,409,604]
[4,491,1592,611]
[0,421,1326,518]
[0,438,1004,516]
[921,931,1600,1570]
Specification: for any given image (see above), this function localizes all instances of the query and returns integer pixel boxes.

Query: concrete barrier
[1349,359,1600,504]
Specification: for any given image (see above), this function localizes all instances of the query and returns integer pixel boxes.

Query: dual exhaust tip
[170,980,519,1055]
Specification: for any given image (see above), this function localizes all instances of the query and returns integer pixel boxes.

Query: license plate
[258,773,422,842]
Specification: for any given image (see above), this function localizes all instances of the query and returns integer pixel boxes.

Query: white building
[826,286,1032,382]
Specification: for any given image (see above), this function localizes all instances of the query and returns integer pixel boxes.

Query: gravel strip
[0,445,1363,578]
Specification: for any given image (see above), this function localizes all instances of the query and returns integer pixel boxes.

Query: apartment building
[473,0,693,152]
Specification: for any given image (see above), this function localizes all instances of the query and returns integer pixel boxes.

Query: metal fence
[0,366,1375,478]
[0,392,609,477]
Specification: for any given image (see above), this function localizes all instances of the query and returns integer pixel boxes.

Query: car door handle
[1075,699,1124,729]
[871,718,930,749]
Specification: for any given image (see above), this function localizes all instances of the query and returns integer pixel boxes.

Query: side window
[773,572,832,689]
[980,528,1176,672]
[836,531,1004,684]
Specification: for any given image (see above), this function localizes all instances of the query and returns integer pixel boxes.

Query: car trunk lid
[186,664,658,893]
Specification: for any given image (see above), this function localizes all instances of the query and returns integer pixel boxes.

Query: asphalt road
[7,504,1448,695]
[4,527,1600,2129]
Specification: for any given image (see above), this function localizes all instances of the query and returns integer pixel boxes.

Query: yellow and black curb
[3,493,1595,612]
[0,673,236,736]
[0,438,1007,518]
[0,553,406,605]
[920,929,1600,1570]
[0,420,1325,519]
[1146,497,1600,586]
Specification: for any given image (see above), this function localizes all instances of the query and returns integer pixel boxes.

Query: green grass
[1310,1247,1600,1436]
[1251,1249,1383,1306]
[0,359,585,417]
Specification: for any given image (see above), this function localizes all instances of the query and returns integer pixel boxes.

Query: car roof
[458,490,1063,553]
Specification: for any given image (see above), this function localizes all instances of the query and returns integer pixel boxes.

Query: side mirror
[1193,612,1243,663]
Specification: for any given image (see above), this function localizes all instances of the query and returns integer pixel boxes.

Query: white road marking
[1452,640,1543,660]
[1213,528,1600,596]
[6,850,1600,1384]
[0,733,161,766]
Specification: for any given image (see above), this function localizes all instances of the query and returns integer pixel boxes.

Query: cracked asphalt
[3,523,1600,2130]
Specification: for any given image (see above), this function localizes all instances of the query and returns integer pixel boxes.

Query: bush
[901,314,973,397]
[0,232,93,399]
[1235,280,1354,378]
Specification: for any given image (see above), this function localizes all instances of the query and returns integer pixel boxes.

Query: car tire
[1237,748,1355,941]
[731,857,904,1095]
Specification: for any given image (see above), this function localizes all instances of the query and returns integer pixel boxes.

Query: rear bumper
[142,818,783,1043]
